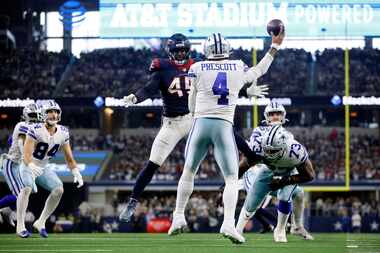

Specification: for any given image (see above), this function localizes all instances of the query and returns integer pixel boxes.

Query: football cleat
[17,230,31,238]
[259,224,274,234]
[33,220,48,238]
[168,215,188,236]
[291,226,314,240]
[274,227,287,243]
[119,198,138,222]
[220,224,245,244]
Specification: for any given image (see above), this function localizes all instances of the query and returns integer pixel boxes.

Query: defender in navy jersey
[119,33,195,222]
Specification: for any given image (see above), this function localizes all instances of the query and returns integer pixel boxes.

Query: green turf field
[0,233,379,253]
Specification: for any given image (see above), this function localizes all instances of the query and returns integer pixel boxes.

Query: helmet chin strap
[46,120,58,128]
[268,121,283,126]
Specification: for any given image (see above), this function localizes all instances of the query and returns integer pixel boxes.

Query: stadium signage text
[100,0,380,37]
[105,97,292,107]
[342,96,380,105]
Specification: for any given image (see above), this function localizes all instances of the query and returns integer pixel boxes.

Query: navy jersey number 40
[33,143,60,160]
[212,72,229,105]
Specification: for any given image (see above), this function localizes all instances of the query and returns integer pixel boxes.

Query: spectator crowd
[1,47,379,98]
[65,129,380,182]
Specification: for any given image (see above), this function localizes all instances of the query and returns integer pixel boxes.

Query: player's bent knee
[148,156,164,167]
[51,187,64,198]
[20,186,32,196]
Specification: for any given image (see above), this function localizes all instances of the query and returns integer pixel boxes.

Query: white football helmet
[22,103,42,123]
[262,125,290,162]
[204,33,231,60]
[264,101,287,125]
[39,100,61,126]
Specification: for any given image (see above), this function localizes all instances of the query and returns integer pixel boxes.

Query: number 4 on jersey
[212,72,229,105]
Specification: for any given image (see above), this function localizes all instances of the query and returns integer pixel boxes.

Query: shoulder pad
[60,125,69,133]
[34,123,43,129]
[288,140,308,164]
[16,122,29,135]
[182,58,195,71]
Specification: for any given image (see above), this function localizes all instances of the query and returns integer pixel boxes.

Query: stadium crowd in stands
[66,130,380,182]
[312,196,380,217]
[1,47,379,97]
[0,48,71,98]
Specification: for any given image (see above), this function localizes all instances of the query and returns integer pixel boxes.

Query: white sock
[292,191,304,229]
[236,207,254,234]
[276,210,290,232]
[16,187,32,233]
[222,175,238,227]
[174,169,194,216]
[36,187,63,228]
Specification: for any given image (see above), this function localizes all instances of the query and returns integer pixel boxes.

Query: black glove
[268,176,292,191]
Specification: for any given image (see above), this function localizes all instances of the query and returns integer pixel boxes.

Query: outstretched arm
[245,28,285,87]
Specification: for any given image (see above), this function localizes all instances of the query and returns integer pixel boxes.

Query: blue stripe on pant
[184,118,239,177]
[2,159,23,196]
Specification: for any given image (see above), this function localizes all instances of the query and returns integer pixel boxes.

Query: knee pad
[278,200,292,214]
[224,175,238,186]
[21,186,32,196]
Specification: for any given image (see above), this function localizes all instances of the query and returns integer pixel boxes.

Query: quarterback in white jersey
[16,100,83,238]
[236,125,315,243]
[169,31,284,244]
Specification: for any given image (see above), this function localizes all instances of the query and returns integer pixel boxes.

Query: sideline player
[16,100,83,238]
[0,103,41,227]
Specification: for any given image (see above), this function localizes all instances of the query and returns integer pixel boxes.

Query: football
[267,19,285,36]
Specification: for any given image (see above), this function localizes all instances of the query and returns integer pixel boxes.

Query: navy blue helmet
[166,33,191,65]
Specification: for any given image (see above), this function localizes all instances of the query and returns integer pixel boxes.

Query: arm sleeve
[17,137,25,157]
[244,53,274,83]
[27,128,38,141]
[64,130,70,145]
[234,130,262,163]
[134,71,161,103]
[188,66,197,114]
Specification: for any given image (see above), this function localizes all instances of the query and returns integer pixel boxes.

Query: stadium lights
[94,96,105,108]
[104,107,114,115]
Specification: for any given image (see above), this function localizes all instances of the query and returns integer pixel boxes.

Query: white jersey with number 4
[26,123,70,168]
[188,59,265,123]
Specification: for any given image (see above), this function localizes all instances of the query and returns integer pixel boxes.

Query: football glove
[247,84,269,98]
[28,162,43,179]
[123,94,137,108]
[71,167,84,188]
[268,176,292,191]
